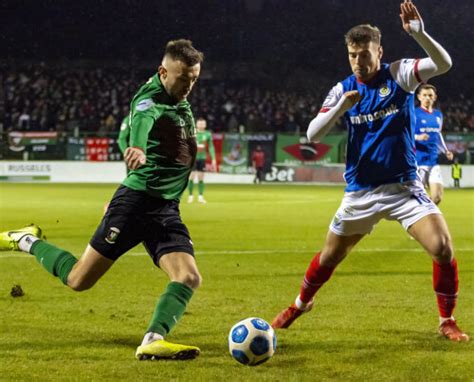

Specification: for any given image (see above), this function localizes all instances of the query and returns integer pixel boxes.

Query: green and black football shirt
[122,74,197,200]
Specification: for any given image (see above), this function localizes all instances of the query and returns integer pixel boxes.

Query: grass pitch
[0,183,473,381]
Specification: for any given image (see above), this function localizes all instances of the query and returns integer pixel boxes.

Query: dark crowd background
[1,0,473,136]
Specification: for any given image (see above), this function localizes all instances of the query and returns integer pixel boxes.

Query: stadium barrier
[0,161,473,187]
[0,161,254,184]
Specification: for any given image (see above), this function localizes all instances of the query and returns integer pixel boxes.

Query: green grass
[0,183,473,381]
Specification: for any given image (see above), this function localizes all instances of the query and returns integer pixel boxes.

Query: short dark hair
[164,39,204,66]
[417,83,437,94]
[345,24,381,46]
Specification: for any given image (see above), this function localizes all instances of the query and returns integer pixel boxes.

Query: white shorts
[417,165,443,186]
[329,180,441,236]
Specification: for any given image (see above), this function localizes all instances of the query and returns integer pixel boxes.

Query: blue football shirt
[414,107,443,166]
[320,60,422,192]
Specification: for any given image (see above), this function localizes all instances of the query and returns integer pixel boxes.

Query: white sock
[439,316,454,325]
[18,234,39,253]
[141,332,164,346]
[294,296,307,311]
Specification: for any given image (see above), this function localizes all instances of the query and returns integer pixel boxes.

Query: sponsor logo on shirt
[136,98,155,111]
[419,127,441,133]
[349,104,399,125]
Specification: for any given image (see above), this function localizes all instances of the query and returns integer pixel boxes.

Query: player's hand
[446,151,454,161]
[211,159,217,172]
[124,147,146,170]
[417,133,429,141]
[400,0,424,35]
[341,91,362,111]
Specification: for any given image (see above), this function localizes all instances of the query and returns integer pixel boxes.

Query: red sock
[299,252,335,303]
[433,258,458,318]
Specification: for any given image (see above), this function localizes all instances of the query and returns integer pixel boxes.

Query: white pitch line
[1,247,472,259]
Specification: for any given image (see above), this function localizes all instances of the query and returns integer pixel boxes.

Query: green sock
[198,181,204,195]
[147,282,194,336]
[30,241,78,285]
[188,180,194,195]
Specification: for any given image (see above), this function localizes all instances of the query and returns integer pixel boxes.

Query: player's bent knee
[429,236,454,264]
[67,275,98,292]
[179,271,202,290]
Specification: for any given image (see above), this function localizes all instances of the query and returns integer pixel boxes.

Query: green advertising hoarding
[219,133,275,174]
[276,134,346,165]
[219,133,249,174]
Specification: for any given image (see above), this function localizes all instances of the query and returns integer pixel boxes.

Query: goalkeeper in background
[187,117,216,203]
[0,39,205,360]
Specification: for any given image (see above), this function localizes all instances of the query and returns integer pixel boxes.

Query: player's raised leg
[136,251,202,360]
[0,224,114,289]
[0,224,45,251]
[409,214,469,342]
[272,231,364,329]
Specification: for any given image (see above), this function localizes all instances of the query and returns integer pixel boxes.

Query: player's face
[347,41,382,82]
[417,89,437,109]
[196,119,207,131]
[159,58,200,102]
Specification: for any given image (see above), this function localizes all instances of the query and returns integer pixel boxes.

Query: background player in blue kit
[414,84,453,204]
[272,0,469,342]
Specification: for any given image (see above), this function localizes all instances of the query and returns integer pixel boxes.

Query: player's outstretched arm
[307,91,361,142]
[400,0,452,81]
[436,131,453,160]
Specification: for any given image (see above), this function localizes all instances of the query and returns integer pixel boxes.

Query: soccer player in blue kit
[414,84,453,204]
[272,0,469,341]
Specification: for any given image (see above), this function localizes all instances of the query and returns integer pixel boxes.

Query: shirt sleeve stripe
[414,58,423,83]
[319,107,331,113]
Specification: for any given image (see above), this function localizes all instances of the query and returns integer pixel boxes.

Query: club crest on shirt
[378,83,391,98]
[105,227,120,244]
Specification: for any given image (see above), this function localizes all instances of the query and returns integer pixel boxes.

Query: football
[228,317,276,366]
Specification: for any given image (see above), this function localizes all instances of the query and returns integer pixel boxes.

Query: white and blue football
[228,317,276,366]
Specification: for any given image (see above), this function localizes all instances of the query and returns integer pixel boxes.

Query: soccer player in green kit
[187,117,216,203]
[0,39,204,360]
